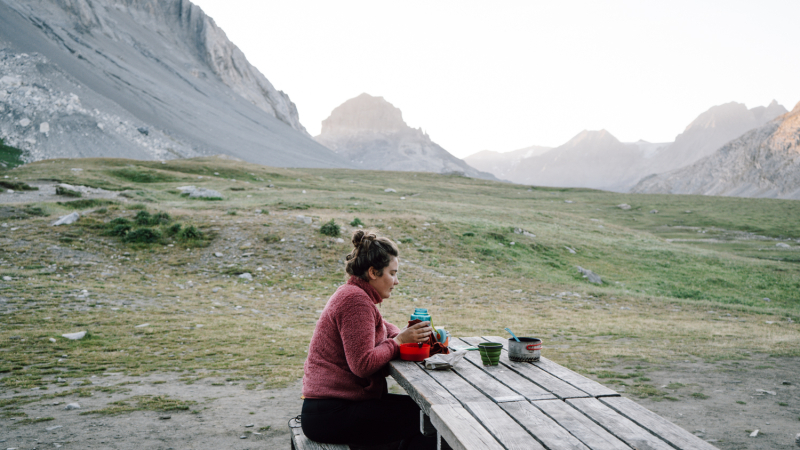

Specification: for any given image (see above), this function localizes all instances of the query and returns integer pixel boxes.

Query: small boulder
[52,212,80,226]
[62,331,86,340]
[576,266,602,284]
[565,246,576,254]
[137,126,149,136]
[650,209,659,214]
[776,243,791,248]
[64,403,81,410]
[384,188,397,193]
[238,273,253,281]
[214,252,223,257]
[19,117,31,127]
[617,204,631,210]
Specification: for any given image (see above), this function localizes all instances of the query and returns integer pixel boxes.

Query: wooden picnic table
[388,336,719,450]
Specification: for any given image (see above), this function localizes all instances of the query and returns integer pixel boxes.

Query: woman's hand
[394,321,432,345]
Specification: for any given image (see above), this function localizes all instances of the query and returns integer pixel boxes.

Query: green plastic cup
[478,343,503,366]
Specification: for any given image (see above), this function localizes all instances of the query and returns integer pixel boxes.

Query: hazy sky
[191,0,798,158]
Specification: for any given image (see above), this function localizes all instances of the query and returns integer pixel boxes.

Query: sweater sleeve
[384,320,401,339]
[336,297,399,379]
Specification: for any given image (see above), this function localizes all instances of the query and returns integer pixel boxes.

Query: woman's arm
[337,301,398,379]
[383,319,401,339]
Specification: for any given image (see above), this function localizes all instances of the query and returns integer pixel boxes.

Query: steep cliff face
[0,0,347,167]
[632,102,800,199]
[316,93,496,179]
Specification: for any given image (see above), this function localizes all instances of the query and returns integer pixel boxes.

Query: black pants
[301,394,436,449]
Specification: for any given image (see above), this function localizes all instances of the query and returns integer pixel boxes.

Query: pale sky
[191,0,799,158]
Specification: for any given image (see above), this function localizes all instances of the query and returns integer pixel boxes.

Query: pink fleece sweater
[302,276,401,401]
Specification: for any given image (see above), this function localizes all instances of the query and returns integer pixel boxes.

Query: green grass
[0,156,798,395]
[0,138,26,170]
[80,395,196,415]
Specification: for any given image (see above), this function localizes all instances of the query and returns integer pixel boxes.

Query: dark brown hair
[345,230,399,281]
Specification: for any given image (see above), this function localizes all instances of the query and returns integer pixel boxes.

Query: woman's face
[368,256,399,299]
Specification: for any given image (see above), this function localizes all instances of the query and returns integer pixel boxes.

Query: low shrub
[0,180,37,191]
[57,199,116,209]
[167,223,182,236]
[107,224,132,237]
[177,225,203,241]
[123,228,162,243]
[55,186,82,197]
[320,219,340,237]
[350,218,364,227]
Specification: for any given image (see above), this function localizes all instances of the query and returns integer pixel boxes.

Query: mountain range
[467,101,788,193]
[0,0,348,168]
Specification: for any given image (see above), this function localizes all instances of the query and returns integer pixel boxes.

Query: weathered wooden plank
[430,403,505,450]
[567,398,675,450]
[455,337,557,402]
[442,338,525,403]
[532,399,633,450]
[467,337,589,399]
[500,401,591,450]
[423,361,491,404]
[465,401,546,450]
[290,419,350,450]
[388,359,459,415]
[421,411,436,437]
[600,396,720,450]
[484,336,619,398]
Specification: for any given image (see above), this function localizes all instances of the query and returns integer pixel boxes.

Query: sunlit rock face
[632,101,800,199]
[0,0,348,168]
[646,100,788,174]
[316,93,495,179]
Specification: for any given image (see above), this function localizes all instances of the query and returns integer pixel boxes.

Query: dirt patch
[2,360,797,449]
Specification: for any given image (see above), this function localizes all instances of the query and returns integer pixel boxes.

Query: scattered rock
[49,337,56,343]
[776,243,791,248]
[245,423,254,427]
[61,331,87,340]
[212,287,221,293]
[564,200,573,203]
[564,246,576,254]
[176,186,223,199]
[650,209,659,214]
[782,381,791,385]
[64,403,81,410]
[52,212,80,226]
[19,117,31,127]
[46,425,63,431]
[40,122,50,134]
[755,389,776,395]
[214,252,223,257]
[749,429,759,437]
[763,298,771,302]
[137,126,149,136]
[296,215,312,225]
[238,273,253,281]
[159,415,171,420]
[134,323,149,328]
[240,435,248,439]
[513,228,536,238]
[2,276,11,281]
[384,188,396,193]
[576,266,602,284]
[617,204,631,210]
[335,238,345,244]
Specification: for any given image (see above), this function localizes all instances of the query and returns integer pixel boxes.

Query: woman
[301,230,436,449]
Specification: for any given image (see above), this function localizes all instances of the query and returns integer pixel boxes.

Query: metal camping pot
[508,337,542,362]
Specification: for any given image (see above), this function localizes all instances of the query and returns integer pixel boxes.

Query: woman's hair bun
[351,230,365,247]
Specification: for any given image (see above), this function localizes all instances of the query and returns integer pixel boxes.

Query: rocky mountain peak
[564,129,621,148]
[320,93,408,135]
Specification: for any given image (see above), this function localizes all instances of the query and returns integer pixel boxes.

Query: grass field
[1,156,798,405]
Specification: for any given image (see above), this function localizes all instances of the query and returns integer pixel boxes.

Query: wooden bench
[289,416,349,450]
[289,416,423,450]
